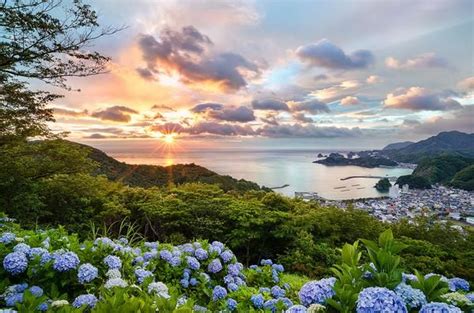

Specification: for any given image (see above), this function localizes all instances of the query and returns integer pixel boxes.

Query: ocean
[80,138,413,200]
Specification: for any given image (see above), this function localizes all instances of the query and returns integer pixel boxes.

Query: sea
[80,138,413,200]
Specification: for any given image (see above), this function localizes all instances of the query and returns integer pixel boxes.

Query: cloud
[296,39,374,70]
[84,133,108,139]
[383,87,462,111]
[52,107,88,117]
[91,106,139,122]
[310,80,361,101]
[256,124,362,138]
[401,106,474,134]
[314,74,329,81]
[208,105,255,122]
[340,96,359,106]
[260,113,280,125]
[290,99,330,113]
[366,75,382,84]
[152,121,255,136]
[251,99,289,111]
[457,76,474,91]
[292,113,313,123]
[136,67,154,80]
[190,103,224,113]
[137,26,259,91]
[152,104,176,112]
[385,53,449,70]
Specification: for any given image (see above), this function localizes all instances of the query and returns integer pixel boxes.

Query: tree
[0,0,122,143]
[374,178,391,192]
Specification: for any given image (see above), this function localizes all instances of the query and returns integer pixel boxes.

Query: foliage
[408,271,449,302]
[374,178,391,192]
[450,164,474,191]
[396,175,432,189]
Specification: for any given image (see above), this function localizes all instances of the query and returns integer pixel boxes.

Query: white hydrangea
[51,300,69,307]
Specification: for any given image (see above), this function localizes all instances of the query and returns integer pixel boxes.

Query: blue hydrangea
[261,259,273,266]
[118,237,128,245]
[29,286,43,297]
[143,250,157,261]
[448,278,470,292]
[105,278,128,289]
[271,285,286,298]
[4,283,28,295]
[259,287,271,293]
[425,273,449,283]
[211,241,224,250]
[249,265,258,270]
[0,232,16,244]
[195,248,208,260]
[419,302,462,313]
[180,278,189,288]
[180,243,194,254]
[299,277,336,306]
[186,256,200,270]
[52,251,80,272]
[227,263,242,276]
[29,247,49,260]
[95,237,114,246]
[251,294,265,308]
[135,268,153,284]
[190,278,198,286]
[220,250,233,263]
[193,305,208,312]
[402,273,418,283]
[3,252,28,275]
[280,297,293,308]
[227,282,238,292]
[5,293,23,306]
[208,258,223,273]
[106,268,122,279]
[272,269,280,283]
[357,287,407,313]
[395,283,427,309]
[159,249,173,262]
[170,256,181,267]
[78,263,98,284]
[72,294,98,308]
[103,255,122,269]
[37,302,48,311]
[264,299,278,312]
[234,276,245,286]
[466,293,474,302]
[144,241,158,249]
[212,285,227,301]
[272,263,284,272]
[227,298,237,311]
[286,305,307,313]
[13,243,31,255]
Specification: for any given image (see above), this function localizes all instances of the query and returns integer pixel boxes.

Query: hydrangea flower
[227,263,242,276]
[105,278,128,289]
[419,302,462,313]
[180,278,189,288]
[143,250,157,261]
[193,305,208,312]
[72,294,98,308]
[195,248,208,260]
[466,293,474,302]
[106,269,122,279]
[29,247,49,260]
[148,282,170,298]
[272,263,284,272]
[0,232,16,244]
[251,294,264,308]
[29,286,43,297]
[13,243,30,255]
[4,283,28,295]
[208,259,223,273]
[5,293,23,306]
[190,278,198,286]
[135,268,153,284]
[395,283,427,309]
[220,250,233,263]
[227,282,238,292]
[144,241,158,249]
[159,249,173,262]
[3,252,28,275]
[261,259,273,266]
[51,300,69,307]
[52,251,80,272]
[402,273,418,283]
[299,277,336,306]
[212,285,227,301]
[37,302,48,311]
[169,256,181,267]
[425,273,449,283]
[286,305,308,313]
[180,243,194,254]
[264,299,278,312]
[280,297,293,308]
[103,255,122,269]
[441,292,472,306]
[259,287,271,293]
[448,278,470,292]
[186,256,200,270]
[78,263,98,284]
[356,287,407,313]
[227,298,237,311]
[271,285,286,298]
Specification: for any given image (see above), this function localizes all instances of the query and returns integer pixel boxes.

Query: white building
[389,185,400,199]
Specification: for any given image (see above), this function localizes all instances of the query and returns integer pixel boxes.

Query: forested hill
[65,140,270,192]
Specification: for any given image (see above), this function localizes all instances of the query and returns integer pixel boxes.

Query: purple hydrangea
[103,255,122,269]
[186,256,200,270]
[0,232,16,244]
[144,242,158,249]
[264,299,278,312]
[53,251,80,272]
[143,250,157,261]
[169,256,181,267]
[299,278,336,306]
[37,302,48,311]
[220,250,233,263]
[29,286,43,297]
[195,248,208,260]
[286,305,307,313]
[395,283,427,309]
[72,294,98,308]
[357,287,407,313]
[419,302,462,313]
[227,298,237,311]
[261,259,273,266]
[3,252,28,275]
[251,294,265,308]
[13,243,31,255]
[135,268,153,284]
[159,249,173,262]
[78,263,98,284]
[180,278,189,288]
[29,247,49,260]
[272,263,284,272]
[190,278,198,286]
[180,243,194,254]
[5,293,23,306]
[208,259,223,273]
[227,263,242,276]
[212,285,227,301]
[271,285,286,298]
[227,282,238,292]
[448,278,470,292]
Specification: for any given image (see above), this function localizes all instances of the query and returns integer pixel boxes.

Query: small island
[374,178,391,192]
[314,153,398,168]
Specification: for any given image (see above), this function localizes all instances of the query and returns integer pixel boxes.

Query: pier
[340,175,398,181]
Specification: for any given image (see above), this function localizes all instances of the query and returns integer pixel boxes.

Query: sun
[163,134,175,144]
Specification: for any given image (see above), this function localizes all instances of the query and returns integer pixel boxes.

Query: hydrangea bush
[0,221,471,312]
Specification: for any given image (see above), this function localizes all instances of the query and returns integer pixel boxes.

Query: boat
[334,186,346,189]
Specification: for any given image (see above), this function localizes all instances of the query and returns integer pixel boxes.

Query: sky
[49,0,474,148]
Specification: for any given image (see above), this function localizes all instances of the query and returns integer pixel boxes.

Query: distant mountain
[314,152,397,168]
[383,131,474,163]
[67,141,270,192]
[382,141,414,151]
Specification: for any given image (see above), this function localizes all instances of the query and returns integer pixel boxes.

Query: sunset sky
[48,0,473,147]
